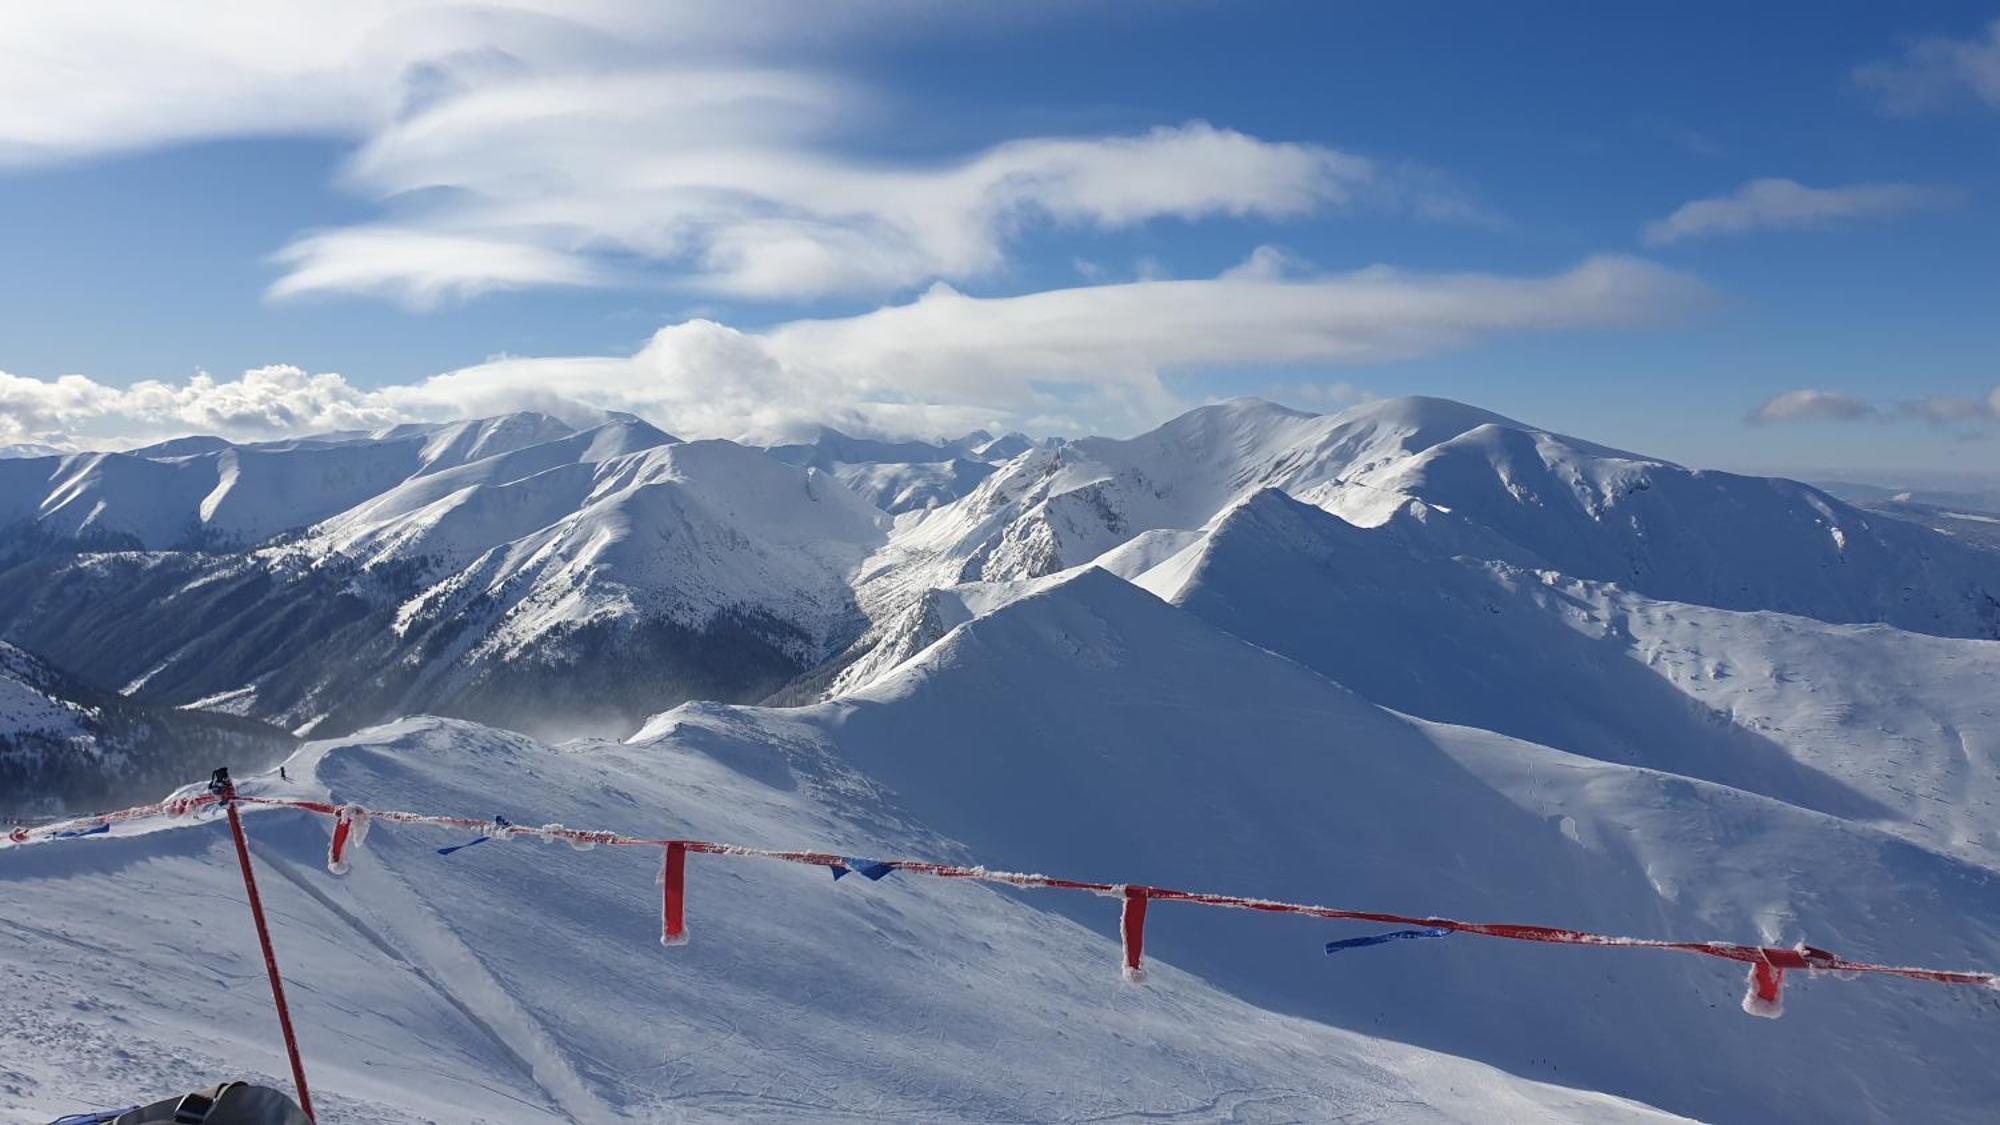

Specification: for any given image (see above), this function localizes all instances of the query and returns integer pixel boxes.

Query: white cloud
[1856,19,2000,114]
[0,253,1703,448]
[0,3,951,164]
[1643,179,1955,246]
[1901,391,2000,427]
[1745,390,1882,425]
[0,365,410,448]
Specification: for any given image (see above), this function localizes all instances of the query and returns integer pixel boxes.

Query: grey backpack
[110,1083,310,1125]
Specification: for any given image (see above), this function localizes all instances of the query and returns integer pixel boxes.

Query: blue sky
[1,2,1997,476]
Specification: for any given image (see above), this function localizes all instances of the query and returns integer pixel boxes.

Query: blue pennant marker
[53,822,110,839]
[438,815,512,857]
[1325,927,1452,954]
[830,857,895,881]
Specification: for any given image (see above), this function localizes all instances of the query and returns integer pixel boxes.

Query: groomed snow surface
[5,396,2000,1122]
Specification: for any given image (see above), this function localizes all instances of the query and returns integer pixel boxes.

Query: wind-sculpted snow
[0,717,1684,1123]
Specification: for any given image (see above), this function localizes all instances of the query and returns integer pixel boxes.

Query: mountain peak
[1325,394,1527,438]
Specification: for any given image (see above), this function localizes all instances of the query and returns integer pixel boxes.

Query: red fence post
[213,769,317,1120]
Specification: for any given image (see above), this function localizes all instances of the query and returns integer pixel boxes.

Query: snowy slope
[5,388,2000,1123]
[855,396,2000,640]
[295,415,679,575]
[762,427,994,471]
[6,397,1992,747]
[380,439,887,695]
[761,426,1041,514]
[0,718,1681,1124]
[829,458,996,514]
[1303,408,2000,637]
[0,442,68,459]
[1139,488,2000,866]
[665,569,2000,1124]
[0,414,581,553]
[0,642,294,817]
[0,644,90,743]
[0,424,884,739]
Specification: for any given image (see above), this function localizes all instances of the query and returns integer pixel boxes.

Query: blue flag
[1325,927,1451,954]
[439,815,512,857]
[830,857,895,881]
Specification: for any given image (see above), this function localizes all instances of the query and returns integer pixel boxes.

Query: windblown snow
[5,395,2000,1123]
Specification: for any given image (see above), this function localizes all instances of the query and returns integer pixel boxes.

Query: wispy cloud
[1856,19,2000,114]
[0,254,1702,447]
[0,3,845,164]
[288,112,1407,306]
[1746,387,2000,429]
[1643,179,1956,246]
[0,3,1483,308]
[1745,390,1882,425]
[269,229,609,309]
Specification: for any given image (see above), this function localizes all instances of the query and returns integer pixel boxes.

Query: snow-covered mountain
[6,570,1997,1121]
[4,394,1994,738]
[0,413,580,554]
[1138,487,2000,864]
[854,396,2000,638]
[0,416,887,739]
[0,642,294,817]
[0,442,69,460]
[760,425,1042,514]
[5,394,2000,1121]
